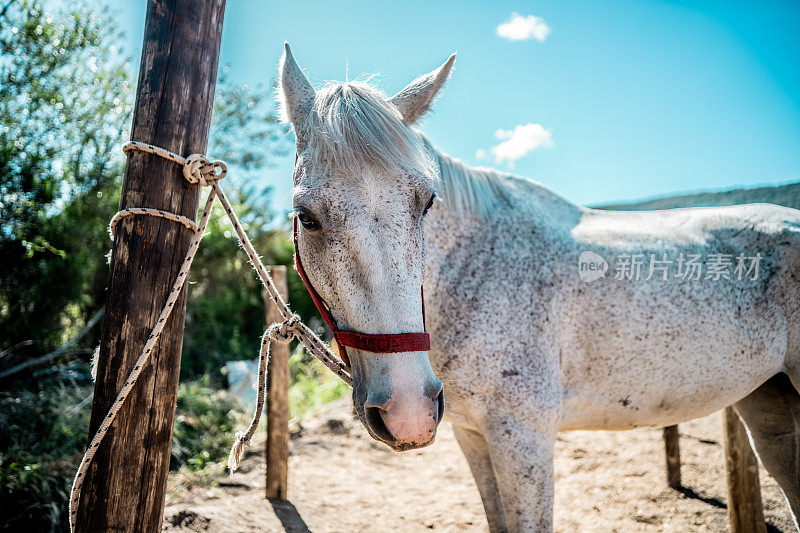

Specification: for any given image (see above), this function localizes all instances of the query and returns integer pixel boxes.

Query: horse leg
[733,373,800,528]
[484,415,557,532]
[453,425,509,532]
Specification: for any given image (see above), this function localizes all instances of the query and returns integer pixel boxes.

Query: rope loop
[122,141,227,187]
[234,431,250,446]
[183,153,227,186]
[108,207,199,240]
[266,314,301,343]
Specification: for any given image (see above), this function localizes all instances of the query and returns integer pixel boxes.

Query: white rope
[69,142,351,532]
[109,207,199,239]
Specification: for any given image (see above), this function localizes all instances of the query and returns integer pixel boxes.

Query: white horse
[278,43,800,531]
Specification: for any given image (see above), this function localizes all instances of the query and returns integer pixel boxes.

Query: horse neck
[422,148,485,261]
[422,143,584,280]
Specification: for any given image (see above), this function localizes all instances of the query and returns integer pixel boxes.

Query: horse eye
[422,194,436,217]
[298,211,319,230]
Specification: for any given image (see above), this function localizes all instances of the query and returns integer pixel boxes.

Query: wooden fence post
[76,1,226,530]
[723,406,766,533]
[663,425,681,488]
[264,266,290,500]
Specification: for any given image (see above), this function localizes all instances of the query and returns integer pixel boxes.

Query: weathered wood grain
[723,406,766,533]
[265,267,290,500]
[76,1,226,530]
[663,425,681,489]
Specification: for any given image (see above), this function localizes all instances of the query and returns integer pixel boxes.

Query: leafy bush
[0,381,91,531]
[170,377,245,471]
[289,345,350,418]
[0,373,247,532]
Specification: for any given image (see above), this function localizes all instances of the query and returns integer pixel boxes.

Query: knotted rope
[69,142,351,533]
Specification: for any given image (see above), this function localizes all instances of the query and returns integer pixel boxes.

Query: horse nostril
[365,406,394,442]
[435,388,445,423]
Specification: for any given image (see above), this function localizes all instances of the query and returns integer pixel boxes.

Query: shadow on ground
[269,499,310,532]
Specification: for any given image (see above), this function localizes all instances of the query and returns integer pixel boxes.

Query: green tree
[0,1,303,373]
[0,0,131,356]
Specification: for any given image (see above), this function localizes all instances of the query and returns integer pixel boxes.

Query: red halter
[292,217,430,367]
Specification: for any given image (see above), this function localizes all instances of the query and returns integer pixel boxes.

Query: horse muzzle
[362,383,444,451]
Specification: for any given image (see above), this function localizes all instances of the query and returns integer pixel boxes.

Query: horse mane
[303,81,437,183]
[419,136,517,219]
[301,80,519,219]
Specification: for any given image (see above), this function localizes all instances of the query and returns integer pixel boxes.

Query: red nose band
[292,217,430,368]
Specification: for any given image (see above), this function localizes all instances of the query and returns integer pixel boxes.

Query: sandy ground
[163,400,795,532]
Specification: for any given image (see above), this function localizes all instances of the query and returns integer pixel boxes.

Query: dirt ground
[163,399,795,532]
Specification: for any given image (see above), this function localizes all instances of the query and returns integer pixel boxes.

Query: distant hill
[597,181,800,211]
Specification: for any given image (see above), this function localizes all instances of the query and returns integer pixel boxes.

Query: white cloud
[478,123,553,167]
[496,13,551,42]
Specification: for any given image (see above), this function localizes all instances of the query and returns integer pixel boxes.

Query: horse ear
[278,43,315,143]
[390,54,456,125]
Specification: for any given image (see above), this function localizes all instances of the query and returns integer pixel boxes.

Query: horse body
[426,175,800,528]
[428,177,800,425]
[560,205,796,430]
[278,44,800,531]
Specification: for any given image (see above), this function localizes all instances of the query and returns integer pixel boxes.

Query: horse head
[278,43,454,451]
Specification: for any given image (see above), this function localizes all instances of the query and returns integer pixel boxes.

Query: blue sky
[119,1,800,215]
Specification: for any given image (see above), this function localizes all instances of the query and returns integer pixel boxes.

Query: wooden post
[264,266,290,500]
[723,406,766,533]
[663,425,681,488]
[76,1,226,531]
